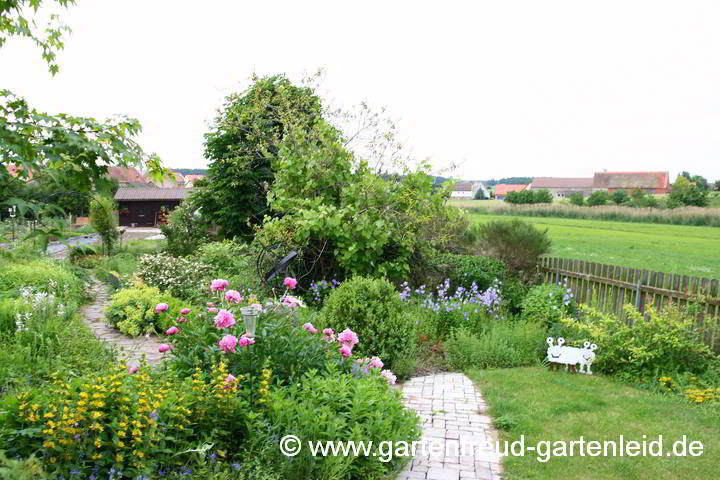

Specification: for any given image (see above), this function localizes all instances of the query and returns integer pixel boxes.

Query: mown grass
[468,367,720,480]
[469,213,720,279]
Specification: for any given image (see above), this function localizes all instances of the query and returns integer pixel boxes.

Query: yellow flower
[134,450,145,458]
[91,411,103,420]
[95,438,103,448]
[43,412,54,418]
[43,441,55,448]
[91,453,102,460]
[118,430,126,438]
[115,454,124,462]
[116,440,125,448]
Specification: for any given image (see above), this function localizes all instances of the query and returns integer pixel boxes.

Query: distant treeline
[172,168,208,175]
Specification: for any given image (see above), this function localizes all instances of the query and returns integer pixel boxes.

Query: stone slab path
[81,276,165,366]
[396,373,503,480]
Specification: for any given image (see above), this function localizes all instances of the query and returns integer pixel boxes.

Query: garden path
[396,373,503,480]
[81,276,165,366]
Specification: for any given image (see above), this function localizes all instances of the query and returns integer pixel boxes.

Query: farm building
[184,174,206,186]
[106,167,154,187]
[114,187,190,227]
[528,177,594,198]
[494,183,529,200]
[592,171,670,194]
[451,181,489,199]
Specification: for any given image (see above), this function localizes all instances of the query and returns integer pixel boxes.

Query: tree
[586,191,609,206]
[568,192,584,206]
[610,190,629,205]
[191,75,326,239]
[669,176,709,207]
[1,0,75,75]
[90,195,120,255]
[532,189,553,204]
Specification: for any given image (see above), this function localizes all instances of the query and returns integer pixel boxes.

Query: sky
[2,0,720,182]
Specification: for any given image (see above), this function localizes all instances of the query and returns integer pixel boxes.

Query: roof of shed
[114,187,190,201]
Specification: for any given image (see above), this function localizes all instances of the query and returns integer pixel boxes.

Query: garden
[1,7,720,477]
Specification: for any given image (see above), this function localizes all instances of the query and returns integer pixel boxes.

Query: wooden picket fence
[538,257,720,351]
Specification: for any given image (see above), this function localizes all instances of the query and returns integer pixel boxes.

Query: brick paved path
[81,276,165,366]
[396,373,503,480]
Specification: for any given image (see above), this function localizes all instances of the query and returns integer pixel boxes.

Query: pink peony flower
[340,345,352,358]
[380,369,397,385]
[218,334,238,353]
[323,328,335,342]
[176,316,187,323]
[282,295,305,308]
[250,303,263,312]
[302,322,318,334]
[369,357,384,369]
[128,365,138,374]
[155,303,169,313]
[283,277,298,290]
[165,326,179,335]
[207,302,215,307]
[224,290,243,303]
[214,309,236,329]
[208,307,219,313]
[224,374,237,389]
[237,334,255,348]
[210,279,230,291]
[337,328,359,349]
[180,307,190,315]
[158,344,171,353]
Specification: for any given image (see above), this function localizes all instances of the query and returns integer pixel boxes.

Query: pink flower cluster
[225,290,243,303]
[282,295,304,308]
[166,326,179,335]
[303,322,318,334]
[155,303,168,313]
[380,370,397,385]
[283,277,297,289]
[218,333,255,353]
[214,309,236,329]
[337,328,359,349]
[323,328,335,342]
[211,279,229,291]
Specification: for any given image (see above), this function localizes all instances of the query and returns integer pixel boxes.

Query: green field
[468,367,720,480]
[469,213,720,279]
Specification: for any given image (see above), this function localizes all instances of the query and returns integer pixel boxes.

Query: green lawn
[469,213,720,279]
[468,367,720,480]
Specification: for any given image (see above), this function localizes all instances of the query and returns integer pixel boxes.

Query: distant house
[5,164,33,180]
[154,172,187,188]
[106,167,154,187]
[494,183,529,200]
[184,174,206,186]
[451,181,489,199]
[529,177,594,198]
[592,172,670,194]
[114,187,191,227]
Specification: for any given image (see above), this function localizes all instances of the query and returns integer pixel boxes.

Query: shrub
[266,368,420,480]
[0,363,253,478]
[0,259,84,302]
[568,192,585,206]
[196,240,251,272]
[160,200,211,256]
[586,190,609,206]
[505,189,552,204]
[445,321,546,370]
[424,252,507,293]
[474,219,551,274]
[321,276,417,369]
[68,244,97,264]
[106,285,184,335]
[611,190,630,205]
[557,304,718,378]
[521,282,576,326]
[136,252,215,300]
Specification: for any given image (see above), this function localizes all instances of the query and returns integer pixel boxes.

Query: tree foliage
[610,190,629,205]
[504,189,552,204]
[586,190,609,206]
[568,192,585,206]
[89,195,119,255]
[191,75,325,238]
[0,0,75,75]
[669,176,709,207]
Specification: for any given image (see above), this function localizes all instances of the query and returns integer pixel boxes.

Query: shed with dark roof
[113,187,191,227]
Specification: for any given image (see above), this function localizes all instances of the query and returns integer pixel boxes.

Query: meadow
[469,213,720,279]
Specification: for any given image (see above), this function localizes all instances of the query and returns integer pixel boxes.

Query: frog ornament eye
[583,341,591,349]
[590,344,597,351]
[557,337,565,346]
[546,337,554,346]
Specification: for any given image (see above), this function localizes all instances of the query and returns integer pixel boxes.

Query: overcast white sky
[2,0,720,181]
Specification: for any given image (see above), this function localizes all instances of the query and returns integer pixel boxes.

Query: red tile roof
[593,172,669,189]
[531,177,594,189]
[107,166,150,184]
[495,184,529,196]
